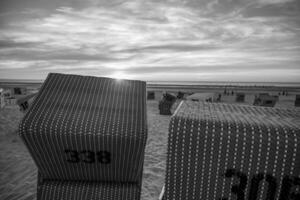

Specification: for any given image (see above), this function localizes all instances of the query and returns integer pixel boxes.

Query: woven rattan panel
[37,179,141,200]
[165,101,300,200]
[19,73,147,183]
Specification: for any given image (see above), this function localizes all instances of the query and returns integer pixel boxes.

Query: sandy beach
[0,101,173,200]
[0,84,298,200]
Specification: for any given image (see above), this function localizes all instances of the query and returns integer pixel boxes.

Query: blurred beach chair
[295,95,300,107]
[19,73,147,200]
[236,92,245,103]
[159,100,173,115]
[186,92,215,102]
[253,93,278,107]
[147,91,155,100]
[159,93,176,115]
[176,91,184,99]
[160,101,300,200]
[0,88,5,108]
[16,92,37,112]
[163,93,177,102]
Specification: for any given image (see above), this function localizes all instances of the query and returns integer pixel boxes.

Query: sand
[0,98,298,200]
[0,101,170,200]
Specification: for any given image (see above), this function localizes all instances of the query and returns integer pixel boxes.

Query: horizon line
[1,78,300,84]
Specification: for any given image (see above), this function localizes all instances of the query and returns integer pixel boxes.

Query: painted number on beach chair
[64,150,111,164]
[219,169,248,200]
[219,168,300,200]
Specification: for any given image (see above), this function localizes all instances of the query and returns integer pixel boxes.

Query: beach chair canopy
[186,92,216,102]
[19,73,147,199]
[177,91,185,99]
[163,101,300,200]
[163,92,176,102]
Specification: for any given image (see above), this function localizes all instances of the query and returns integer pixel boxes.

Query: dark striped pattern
[37,175,141,200]
[19,73,147,199]
[165,101,300,200]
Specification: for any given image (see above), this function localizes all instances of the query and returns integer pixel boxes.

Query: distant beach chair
[163,93,177,102]
[160,101,300,200]
[0,88,5,108]
[19,73,148,200]
[216,94,222,102]
[159,93,176,115]
[253,93,277,107]
[186,92,215,102]
[177,92,184,99]
[14,87,22,95]
[16,92,37,112]
[159,100,173,115]
[147,91,155,100]
[236,93,245,103]
[295,95,300,107]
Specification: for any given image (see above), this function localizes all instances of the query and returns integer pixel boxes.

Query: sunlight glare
[110,71,128,80]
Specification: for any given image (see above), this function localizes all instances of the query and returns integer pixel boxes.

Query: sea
[1,79,300,88]
[147,81,300,88]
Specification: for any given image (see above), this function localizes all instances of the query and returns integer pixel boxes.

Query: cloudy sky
[0,0,299,82]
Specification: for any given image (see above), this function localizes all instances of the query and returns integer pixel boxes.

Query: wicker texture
[159,100,173,115]
[37,178,141,200]
[19,73,147,199]
[165,101,300,200]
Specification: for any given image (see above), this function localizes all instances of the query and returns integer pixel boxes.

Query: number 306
[220,169,299,200]
[64,150,111,164]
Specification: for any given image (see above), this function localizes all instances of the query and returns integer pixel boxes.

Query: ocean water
[1,79,300,88]
[147,81,300,88]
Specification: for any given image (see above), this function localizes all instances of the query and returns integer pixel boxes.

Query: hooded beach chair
[19,73,147,200]
[295,95,300,107]
[159,93,176,115]
[16,92,37,112]
[160,101,300,200]
[236,93,245,103]
[253,93,278,107]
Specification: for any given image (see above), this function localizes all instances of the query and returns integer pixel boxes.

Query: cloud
[0,0,299,81]
[257,0,295,5]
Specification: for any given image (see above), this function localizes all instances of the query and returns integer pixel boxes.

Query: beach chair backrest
[164,101,300,200]
[19,73,147,183]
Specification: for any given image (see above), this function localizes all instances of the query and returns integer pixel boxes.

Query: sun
[110,72,128,80]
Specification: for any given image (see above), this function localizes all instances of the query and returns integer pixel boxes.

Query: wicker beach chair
[159,100,173,115]
[19,73,147,200]
[160,101,300,200]
[16,92,37,112]
[253,93,278,107]
[159,93,176,115]
[147,91,155,100]
[295,95,300,107]
[236,93,245,103]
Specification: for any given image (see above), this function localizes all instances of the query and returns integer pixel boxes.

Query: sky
[0,0,299,82]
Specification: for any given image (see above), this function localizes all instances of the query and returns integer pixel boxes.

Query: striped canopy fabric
[19,73,147,199]
[164,101,300,200]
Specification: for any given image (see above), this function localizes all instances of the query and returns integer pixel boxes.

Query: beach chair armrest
[159,185,165,200]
